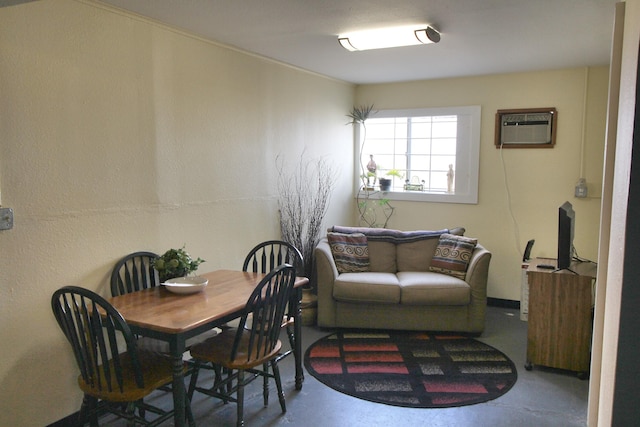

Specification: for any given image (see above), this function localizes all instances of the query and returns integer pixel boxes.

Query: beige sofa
[315,226,491,334]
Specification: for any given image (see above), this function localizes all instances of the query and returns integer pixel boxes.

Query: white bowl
[163,276,209,294]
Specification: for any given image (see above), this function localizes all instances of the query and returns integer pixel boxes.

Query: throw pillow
[429,233,478,279]
[327,232,370,274]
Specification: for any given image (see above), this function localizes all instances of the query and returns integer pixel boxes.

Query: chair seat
[78,349,187,403]
[190,328,282,370]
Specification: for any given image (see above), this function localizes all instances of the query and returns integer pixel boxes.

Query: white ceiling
[97,1,617,84]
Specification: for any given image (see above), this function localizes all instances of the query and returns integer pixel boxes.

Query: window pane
[411,122,432,138]
[432,120,457,138]
[431,138,457,155]
[410,138,431,155]
[431,155,456,171]
[409,155,431,171]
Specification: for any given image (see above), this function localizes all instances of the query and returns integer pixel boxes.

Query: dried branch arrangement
[277,152,335,287]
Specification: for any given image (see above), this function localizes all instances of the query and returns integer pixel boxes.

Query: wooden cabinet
[525,259,596,378]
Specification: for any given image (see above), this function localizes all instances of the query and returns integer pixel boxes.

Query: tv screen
[557,201,575,270]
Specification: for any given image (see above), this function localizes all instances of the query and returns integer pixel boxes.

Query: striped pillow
[429,234,478,279]
[327,232,370,273]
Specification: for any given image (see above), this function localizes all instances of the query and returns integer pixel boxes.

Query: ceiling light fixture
[338,25,440,52]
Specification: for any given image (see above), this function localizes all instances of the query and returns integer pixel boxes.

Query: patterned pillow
[429,234,478,279]
[327,232,370,274]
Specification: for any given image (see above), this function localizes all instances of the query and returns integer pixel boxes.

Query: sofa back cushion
[367,241,397,273]
[429,233,478,279]
[396,238,440,271]
[327,226,461,273]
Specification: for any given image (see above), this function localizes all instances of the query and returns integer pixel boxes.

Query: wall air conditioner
[495,108,557,148]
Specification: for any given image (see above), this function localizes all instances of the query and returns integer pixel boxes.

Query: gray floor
[103,306,589,426]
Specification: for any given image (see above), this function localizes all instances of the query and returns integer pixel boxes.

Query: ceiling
[18,0,622,84]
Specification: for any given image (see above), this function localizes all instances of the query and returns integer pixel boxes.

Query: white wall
[356,67,609,300]
[591,0,640,424]
[0,1,354,425]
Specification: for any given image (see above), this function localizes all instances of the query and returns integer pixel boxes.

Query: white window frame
[355,105,481,204]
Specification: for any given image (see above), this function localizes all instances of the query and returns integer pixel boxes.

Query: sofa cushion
[327,232,370,273]
[333,272,400,304]
[396,237,440,271]
[429,234,478,279]
[397,272,470,305]
[367,240,397,273]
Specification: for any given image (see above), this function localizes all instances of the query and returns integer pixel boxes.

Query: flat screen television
[557,201,575,270]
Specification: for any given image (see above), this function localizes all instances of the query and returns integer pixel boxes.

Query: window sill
[359,189,478,204]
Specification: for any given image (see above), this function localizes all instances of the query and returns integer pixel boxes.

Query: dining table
[108,269,309,427]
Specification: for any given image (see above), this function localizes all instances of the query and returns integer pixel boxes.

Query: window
[356,106,481,204]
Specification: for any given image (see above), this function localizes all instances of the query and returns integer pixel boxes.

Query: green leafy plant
[152,246,205,282]
[386,169,404,178]
[347,105,376,188]
[348,104,396,228]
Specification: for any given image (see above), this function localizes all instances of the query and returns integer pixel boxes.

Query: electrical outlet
[0,207,14,230]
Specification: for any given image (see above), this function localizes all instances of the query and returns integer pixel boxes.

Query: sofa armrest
[464,244,491,332]
[315,237,339,327]
[466,244,491,294]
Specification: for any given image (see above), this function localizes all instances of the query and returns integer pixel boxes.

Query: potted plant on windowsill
[379,177,392,191]
[379,169,403,192]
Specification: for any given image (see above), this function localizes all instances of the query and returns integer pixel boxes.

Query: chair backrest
[232,264,296,364]
[242,241,303,275]
[110,251,159,297]
[51,286,145,393]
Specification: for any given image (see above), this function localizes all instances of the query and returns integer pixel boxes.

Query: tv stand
[553,267,579,274]
[524,258,596,378]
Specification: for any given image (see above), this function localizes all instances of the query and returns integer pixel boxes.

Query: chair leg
[213,364,228,400]
[236,369,245,427]
[79,394,99,427]
[185,394,196,427]
[286,322,295,352]
[125,401,136,427]
[271,360,286,413]
[187,360,202,400]
[262,362,269,407]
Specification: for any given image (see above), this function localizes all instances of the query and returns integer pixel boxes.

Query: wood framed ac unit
[495,107,557,148]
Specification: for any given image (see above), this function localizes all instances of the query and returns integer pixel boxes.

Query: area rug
[304,331,517,408]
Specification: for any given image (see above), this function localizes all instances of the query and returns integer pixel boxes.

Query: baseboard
[487,297,520,309]
[47,412,79,427]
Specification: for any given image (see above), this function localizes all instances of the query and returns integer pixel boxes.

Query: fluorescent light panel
[339,25,440,51]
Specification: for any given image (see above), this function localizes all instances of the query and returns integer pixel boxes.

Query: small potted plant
[379,169,403,191]
[152,246,205,282]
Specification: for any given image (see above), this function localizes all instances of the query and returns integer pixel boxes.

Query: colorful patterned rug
[304,331,517,408]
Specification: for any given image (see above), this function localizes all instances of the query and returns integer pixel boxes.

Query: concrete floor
[103,305,589,427]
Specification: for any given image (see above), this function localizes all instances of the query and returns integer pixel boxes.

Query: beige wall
[0,0,614,425]
[356,67,609,300]
[0,1,354,425]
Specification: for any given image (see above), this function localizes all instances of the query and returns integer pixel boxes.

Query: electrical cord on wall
[498,142,524,260]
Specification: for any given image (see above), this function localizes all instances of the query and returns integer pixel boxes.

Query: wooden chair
[187,264,296,427]
[110,251,159,297]
[242,241,303,363]
[51,286,193,426]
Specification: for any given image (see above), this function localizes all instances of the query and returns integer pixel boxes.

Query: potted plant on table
[152,246,205,282]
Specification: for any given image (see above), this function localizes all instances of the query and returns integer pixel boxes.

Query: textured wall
[0,1,354,424]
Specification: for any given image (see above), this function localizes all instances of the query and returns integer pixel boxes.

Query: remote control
[537,264,555,269]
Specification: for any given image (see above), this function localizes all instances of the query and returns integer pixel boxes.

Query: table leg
[170,338,189,427]
[292,286,304,390]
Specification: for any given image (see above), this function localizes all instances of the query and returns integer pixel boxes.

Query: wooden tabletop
[109,269,308,334]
